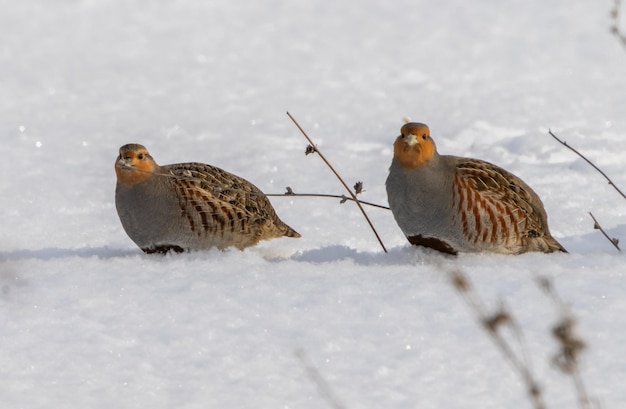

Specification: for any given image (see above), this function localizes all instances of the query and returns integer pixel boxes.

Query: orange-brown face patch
[393,123,436,170]
[115,144,157,186]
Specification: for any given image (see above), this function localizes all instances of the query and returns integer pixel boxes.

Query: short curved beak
[404,134,418,146]
[116,156,134,169]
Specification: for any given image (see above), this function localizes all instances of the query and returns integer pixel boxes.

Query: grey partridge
[385,123,566,255]
[115,143,300,253]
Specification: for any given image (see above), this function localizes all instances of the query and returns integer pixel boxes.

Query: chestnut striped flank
[454,163,527,250]
[454,158,561,252]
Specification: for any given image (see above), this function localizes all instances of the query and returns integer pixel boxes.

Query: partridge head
[115,144,157,186]
[393,122,437,170]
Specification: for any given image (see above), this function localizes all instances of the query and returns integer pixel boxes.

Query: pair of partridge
[386,123,566,255]
[115,144,300,253]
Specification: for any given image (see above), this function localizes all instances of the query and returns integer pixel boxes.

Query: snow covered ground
[1,0,625,408]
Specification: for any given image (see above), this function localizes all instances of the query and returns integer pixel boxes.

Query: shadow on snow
[0,246,138,262]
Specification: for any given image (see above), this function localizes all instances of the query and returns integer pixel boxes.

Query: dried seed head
[552,317,572,342]
[354,181,364,195]
[551,315,586,374]
[305,145,316,155]
[611,7,618,19]
[529,382,541,398]
[450,270,470,292]
[536,276,553,295]
[484,310,511,333]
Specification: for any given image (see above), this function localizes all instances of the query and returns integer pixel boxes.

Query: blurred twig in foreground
[536,277,596,409]
[611,0,626,52]
[449,269,546,409]
[295,349,347,409]
[450,268,599,409]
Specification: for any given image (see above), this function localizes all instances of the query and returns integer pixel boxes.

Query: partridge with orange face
[115,143,300,253]
[385,123,566,255]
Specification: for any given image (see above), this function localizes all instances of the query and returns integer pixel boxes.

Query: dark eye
[422,134,427,140]
[137,153,144,160]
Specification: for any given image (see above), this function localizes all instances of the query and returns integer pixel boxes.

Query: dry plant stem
[537,277,594,409]
[130,165,391,209]
[450,270,546,409]
[548,130,626,199]
[588,212,621,251]
[573,372,593,409]
[611,0,626,52]
[286,111,388,253]
[266,191,391,210]
[295,349,347,409]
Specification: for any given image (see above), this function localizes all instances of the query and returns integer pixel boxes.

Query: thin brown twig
[548,130,626,199]
[266,188,390,210]
[588,212,621,251]
[286,111,388,253]
[125,150,392,218]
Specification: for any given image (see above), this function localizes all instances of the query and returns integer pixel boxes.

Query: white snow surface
[1,0,625,408]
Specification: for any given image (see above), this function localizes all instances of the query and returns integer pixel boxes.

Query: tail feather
[282,224,301,238]
[543,235,568,253]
